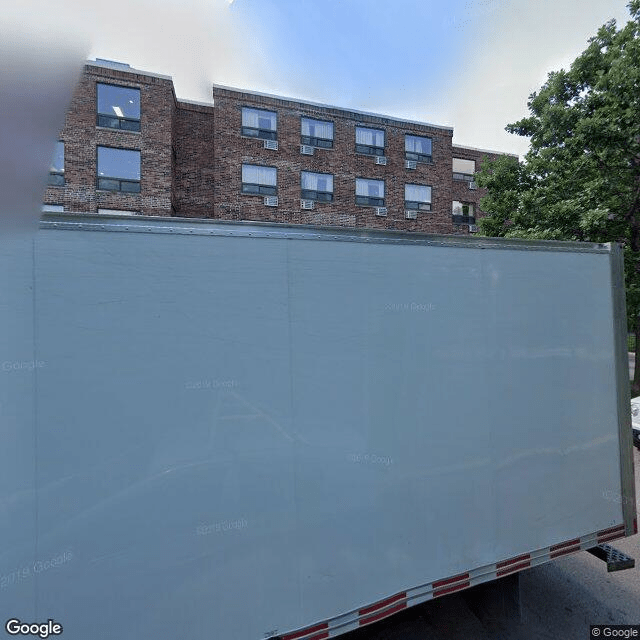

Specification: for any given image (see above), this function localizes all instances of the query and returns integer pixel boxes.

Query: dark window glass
[453,172,476,181]
[355,127,385,156]
[241,164,277,195]
[301,171,333,201]
[97,178,120,191]
[452,201,475,224]
[452,158,476,181]
[405,184,432,210]
[120,181,141,193]
[48,173,65,186]
[48,141,65,186]
[301,118,334,148]
[355,178,385,206]
[242,108,277,140]
[97,83,141,131]
[97,147,141,192]
[405,135,433,163]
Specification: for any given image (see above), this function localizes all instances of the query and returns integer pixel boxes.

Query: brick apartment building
[43,59,512,234]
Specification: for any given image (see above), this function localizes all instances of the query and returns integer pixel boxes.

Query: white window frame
[405,184,432,211]
[301,171,334,202]
[355,127,385,156]
[242,107,277,141]
[453,158,476,181]
[405,135,433,163]
[241,164,277,195]
[355,178,385,206]
[301,117,334,148]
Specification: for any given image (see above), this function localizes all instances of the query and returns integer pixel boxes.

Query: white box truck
[1,213,636,640]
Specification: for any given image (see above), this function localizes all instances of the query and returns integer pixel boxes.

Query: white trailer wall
[0,216,633,640]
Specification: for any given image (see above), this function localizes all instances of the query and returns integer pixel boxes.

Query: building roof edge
[453,143,518,158]
[87,59,174,82]
[212,83,454,133]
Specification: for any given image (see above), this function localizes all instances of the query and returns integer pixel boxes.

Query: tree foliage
[476,1,640,392]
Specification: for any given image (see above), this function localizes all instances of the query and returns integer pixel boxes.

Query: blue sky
[228,0,477,109]
[2,0,633,157]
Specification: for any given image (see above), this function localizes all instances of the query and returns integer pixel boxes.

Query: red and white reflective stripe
[549,538,581,559]
[496,553,531,577]
[358,591,407,626]
[274,522,629,640]
[597,524,626,544]
[281,622,329,640]
[432,572,470,597]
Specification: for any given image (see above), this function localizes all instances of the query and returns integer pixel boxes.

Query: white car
[630,396,640,450]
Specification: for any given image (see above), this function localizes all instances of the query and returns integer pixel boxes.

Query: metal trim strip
[431,572,470,589]
[281,622,328,640]
[274,526,627,640]
[609,243,638,536]
[358,592,406,616]
[40,213,612,254]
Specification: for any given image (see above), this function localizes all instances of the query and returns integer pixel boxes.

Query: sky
[1,0,634,158]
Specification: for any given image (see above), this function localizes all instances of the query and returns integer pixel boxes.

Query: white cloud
[1,0,266,104]
[443,0,631,157]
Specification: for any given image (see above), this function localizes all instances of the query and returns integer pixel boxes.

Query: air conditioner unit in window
[375,207,388,217]
[375,156,387,165]
[263,196,278,207]
[468,224,478,232]
[300,145,314,155]
[263,139,278,150]
[405,160,417,170]
[405,210,418,219]
[300,199,315,210]
[469,181,478,190]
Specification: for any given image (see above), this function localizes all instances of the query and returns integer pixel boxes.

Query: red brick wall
[44,64,175,216]
[45,63,515,236]
[174,101,216,217]
[212,87,464,234]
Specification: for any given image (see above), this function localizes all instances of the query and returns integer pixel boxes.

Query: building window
[241,164,277,195]
[301,171,333,202]
[97,208,141,216]
[96,83,141,131]
[405,184,432,211]
[97,147,141,192]
[356,178,384,207]
[453,158,476,181]
[41,204,64,212]
[241,107,277,140]
[405,135,432,163]
[48,141,64,186]
[452,201,475,224]
[301,117,333,148]
[355,127,385,156]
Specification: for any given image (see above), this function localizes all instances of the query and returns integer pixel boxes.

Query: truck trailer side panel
[0,215,636,640]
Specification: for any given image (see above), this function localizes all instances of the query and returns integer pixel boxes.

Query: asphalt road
[344,447,640,640]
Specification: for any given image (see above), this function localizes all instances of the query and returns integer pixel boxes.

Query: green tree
[476,0,640,393]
